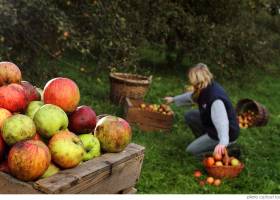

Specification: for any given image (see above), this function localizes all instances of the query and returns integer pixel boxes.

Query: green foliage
[0,0,279,78]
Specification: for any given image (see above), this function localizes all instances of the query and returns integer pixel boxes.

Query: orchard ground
[25,55,280,194]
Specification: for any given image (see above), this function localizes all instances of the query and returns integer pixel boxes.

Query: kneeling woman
[164,63,240,157]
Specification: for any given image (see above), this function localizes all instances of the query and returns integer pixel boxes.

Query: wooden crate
[0,143,144,194]
[124,97,174,132]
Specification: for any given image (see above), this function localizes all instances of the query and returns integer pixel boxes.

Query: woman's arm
[164,92,193,106]
[211,99,229,155]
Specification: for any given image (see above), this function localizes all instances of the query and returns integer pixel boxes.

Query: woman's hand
[214,144,226,156]
[163,96,174,104]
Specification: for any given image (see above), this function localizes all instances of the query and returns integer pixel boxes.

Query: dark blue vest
[197,81,239,141]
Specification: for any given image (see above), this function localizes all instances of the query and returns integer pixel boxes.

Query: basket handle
[223,148,230,166]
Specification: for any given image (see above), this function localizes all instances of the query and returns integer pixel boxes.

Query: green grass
[25,56,280,194]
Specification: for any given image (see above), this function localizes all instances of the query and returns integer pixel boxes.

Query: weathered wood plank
[100,143,145,167]
[33,143,145,194]
[74,154,144,194]
[121,187,137,194]
[124,98,174,132]
[0,172,40,194]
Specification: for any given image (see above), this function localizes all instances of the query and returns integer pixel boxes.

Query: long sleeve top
[173,92,229,146]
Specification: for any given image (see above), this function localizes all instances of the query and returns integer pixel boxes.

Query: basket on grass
[236,98,269,128]
[109,72,152,105]
[203,149,244,178]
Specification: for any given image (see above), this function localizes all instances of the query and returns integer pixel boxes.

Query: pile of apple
[193,152,242,187]
[0,62,132,182]
[204,153,241,168]
[139,103,173,115]
[237,110,256,128]
[193,169,222,187]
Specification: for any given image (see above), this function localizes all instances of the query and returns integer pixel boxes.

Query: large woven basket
[109,72,152,105]
[236,98,269,126]
[203,149,244,178]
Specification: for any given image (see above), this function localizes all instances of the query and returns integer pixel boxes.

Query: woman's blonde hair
[188,63,213,91]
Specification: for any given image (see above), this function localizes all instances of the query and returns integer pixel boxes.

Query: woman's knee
[186,143,199,155]
[184,110,197,123]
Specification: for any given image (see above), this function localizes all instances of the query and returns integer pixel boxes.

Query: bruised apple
[8,140,51,181]
[0,62,21,86]
[2,114,36,146]
[21,81,41,103]
[48,130,85,169]
[94,116,132,153]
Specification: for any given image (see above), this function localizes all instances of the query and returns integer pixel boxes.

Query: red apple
[0,62,21,86]
[48,130,85,169]
[213,153,222,161]
[69,105,97,134]
[43,77,80,112]
[94,115,132,153]
[0,160,10,174]
[8,140,51,181]
[0,134,5,162]
[204,156,215,167]
[193,169,202,178]
[21,81,41,103]
[0,108,12,129]
[32,133,42,141]
[0,83,28,112]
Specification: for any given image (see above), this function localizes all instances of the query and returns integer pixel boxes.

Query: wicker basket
[203,149,244,178]
[109,72,152,105]
[236,98,269,126]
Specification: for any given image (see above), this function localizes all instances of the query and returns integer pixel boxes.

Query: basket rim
[204,162,245,169]
[109,72,152,85]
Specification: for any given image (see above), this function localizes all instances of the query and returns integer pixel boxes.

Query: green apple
[33,104,69,138]
[231,158,240,166]
[2,114,36,145]
[48,130,85,169]
[40,162,60,179]
[25,101,44,119]
[79,134,101,161]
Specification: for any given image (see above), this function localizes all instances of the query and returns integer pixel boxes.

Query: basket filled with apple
[236,98,269,129]
[203,149,244,178]
[0,62,144,194]
[124,97,174,132]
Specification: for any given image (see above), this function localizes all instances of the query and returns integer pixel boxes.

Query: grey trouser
[184,109,235,156]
